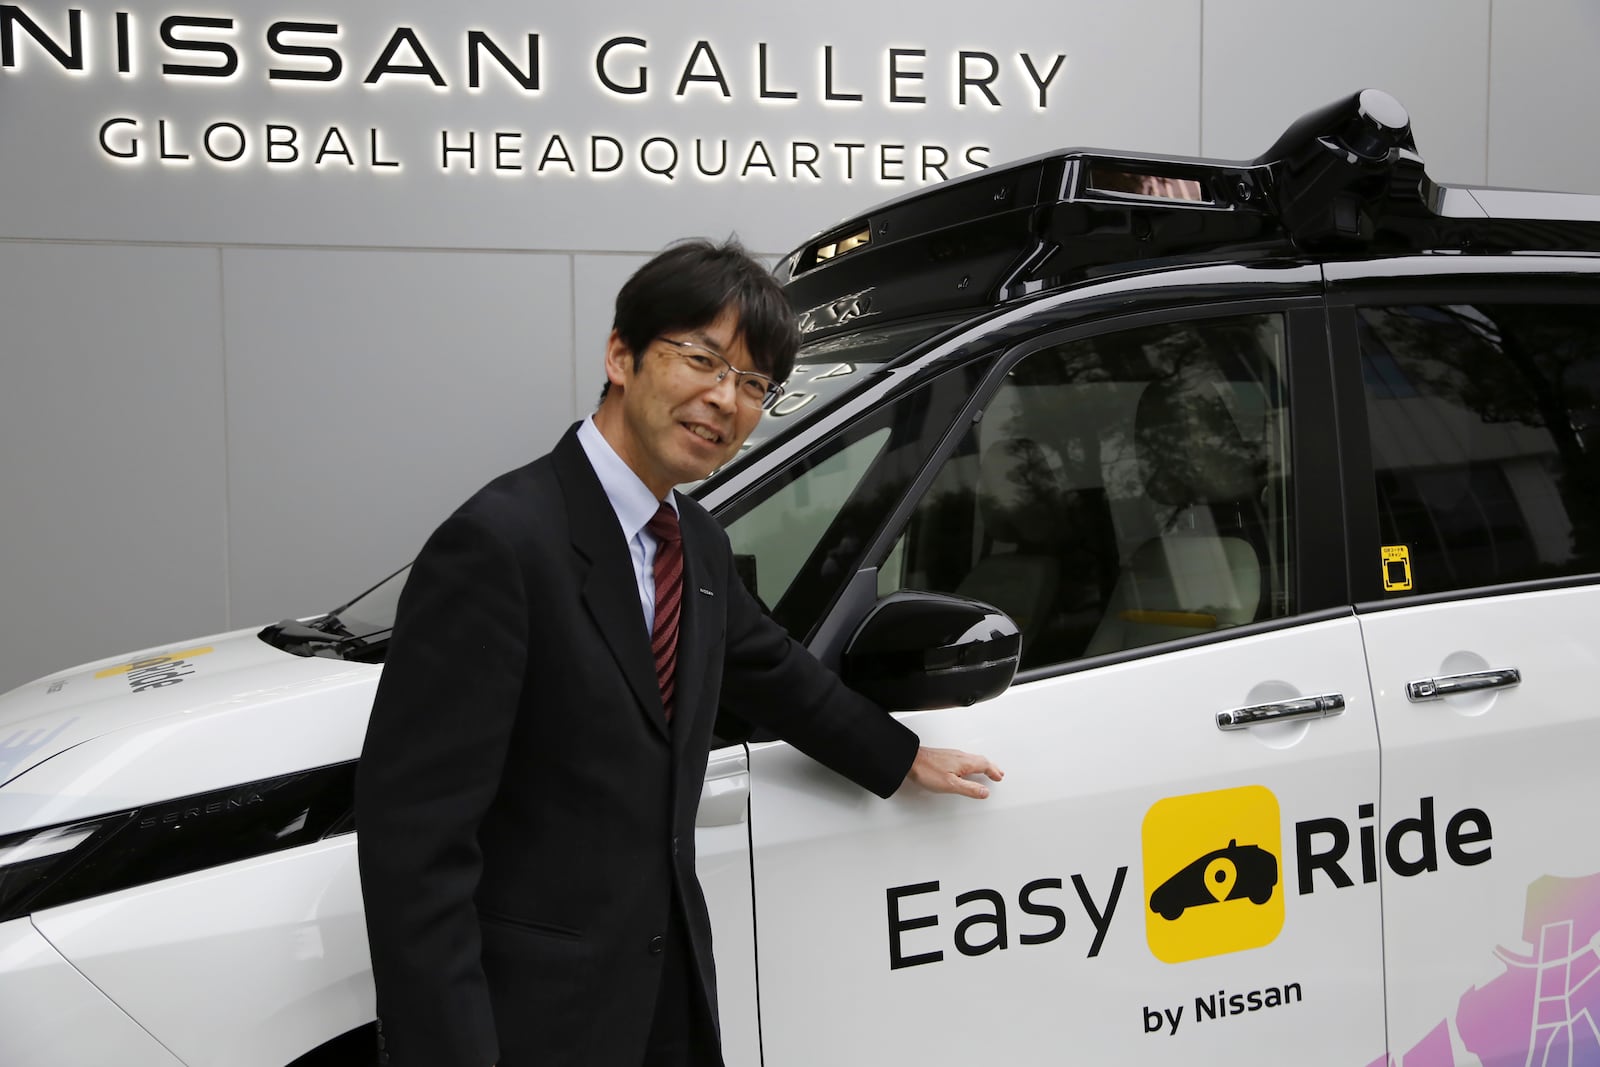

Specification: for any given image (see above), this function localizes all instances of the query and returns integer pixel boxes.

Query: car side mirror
[840,591,1021,712]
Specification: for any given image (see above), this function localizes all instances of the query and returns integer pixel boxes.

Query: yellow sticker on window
[1382,545,1413,591]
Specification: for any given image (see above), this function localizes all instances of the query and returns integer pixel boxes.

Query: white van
[4,89,1599,1066]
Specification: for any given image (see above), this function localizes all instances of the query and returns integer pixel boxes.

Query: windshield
[267,315,967,663]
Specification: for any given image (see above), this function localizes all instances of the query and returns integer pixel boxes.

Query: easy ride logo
[884,780,1490,990]
[1142,785,1284,963]
[95,645,215,693]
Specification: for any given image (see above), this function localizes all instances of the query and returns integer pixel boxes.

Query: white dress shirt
[576,416,680,634]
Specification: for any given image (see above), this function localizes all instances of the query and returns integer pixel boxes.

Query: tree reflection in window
[1359,303,1600,593]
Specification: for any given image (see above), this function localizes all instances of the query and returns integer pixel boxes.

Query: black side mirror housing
[840,591,1021,712]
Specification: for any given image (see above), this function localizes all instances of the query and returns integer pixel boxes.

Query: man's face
[598,306,766,498]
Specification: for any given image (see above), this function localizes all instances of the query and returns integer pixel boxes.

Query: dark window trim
[1326,270,1600,308]
[1011,606,1357,685]
[1326,304,1383,603]
[1287,305,1347,613]
[1325,256,1600,293]
[1355,571,1600,614]
[847,357,1001,580]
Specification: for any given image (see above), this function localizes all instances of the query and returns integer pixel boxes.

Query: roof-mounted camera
[1254,88,1431,248]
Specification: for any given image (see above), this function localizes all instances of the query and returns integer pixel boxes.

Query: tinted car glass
[721,355,995,642]
[882,313,1292,669]
[1359,303,1600,596]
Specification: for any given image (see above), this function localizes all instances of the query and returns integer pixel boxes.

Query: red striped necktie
[646,503,683,723]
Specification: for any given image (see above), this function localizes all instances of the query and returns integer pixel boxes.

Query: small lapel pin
[699,587,714,597]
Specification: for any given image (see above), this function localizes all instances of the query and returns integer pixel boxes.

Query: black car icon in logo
[1149,839,1279,921]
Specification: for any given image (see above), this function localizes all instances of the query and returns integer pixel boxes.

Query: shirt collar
[577,416,678,543]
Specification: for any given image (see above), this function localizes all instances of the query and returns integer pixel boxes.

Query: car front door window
[881,313,1293,670]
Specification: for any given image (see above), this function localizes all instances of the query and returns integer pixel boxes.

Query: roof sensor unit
[777,87,1600,338]
[1255,88,1427,248]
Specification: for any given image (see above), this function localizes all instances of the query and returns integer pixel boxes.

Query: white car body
[0,632,374,1066]
[4,590,1597,1066]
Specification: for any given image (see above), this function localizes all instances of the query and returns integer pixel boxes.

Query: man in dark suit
[355,239,1002,1067]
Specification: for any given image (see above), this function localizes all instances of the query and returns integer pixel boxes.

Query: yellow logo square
[1142,785,1284,963]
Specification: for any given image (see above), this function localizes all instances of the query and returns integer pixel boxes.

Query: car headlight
[0,761,356,922]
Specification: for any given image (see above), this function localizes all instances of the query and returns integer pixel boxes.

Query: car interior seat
[1085,363,1268,656]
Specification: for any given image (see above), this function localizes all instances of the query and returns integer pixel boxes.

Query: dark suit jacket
[355,425,919,1067]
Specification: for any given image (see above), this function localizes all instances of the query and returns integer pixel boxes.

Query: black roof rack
[778,89,1600,339]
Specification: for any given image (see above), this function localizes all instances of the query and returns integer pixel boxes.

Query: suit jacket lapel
[553,428,669,740]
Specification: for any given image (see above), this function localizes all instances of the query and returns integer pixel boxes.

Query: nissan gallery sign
[0,2,1201,250]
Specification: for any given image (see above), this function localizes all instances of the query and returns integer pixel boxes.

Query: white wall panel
[0,243,226,694]
[1202,0,1491,185]
[1487,0,1600,193]
[572,254,652,422]
[221,248,572,624]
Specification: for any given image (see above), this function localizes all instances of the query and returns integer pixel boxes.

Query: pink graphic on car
[1368,871,1600,1067]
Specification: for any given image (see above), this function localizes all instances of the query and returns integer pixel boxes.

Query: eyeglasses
[655,337,786,411]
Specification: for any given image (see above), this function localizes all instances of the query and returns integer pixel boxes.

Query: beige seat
[1086,366,1267,656]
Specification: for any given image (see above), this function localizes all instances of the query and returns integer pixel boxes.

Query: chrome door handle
[1406,668,1521,702]
[1216,693,1345,731]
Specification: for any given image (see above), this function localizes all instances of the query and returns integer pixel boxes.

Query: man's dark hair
[600,237,798,403]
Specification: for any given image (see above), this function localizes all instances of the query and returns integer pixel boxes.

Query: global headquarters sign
[8,7,1067,181]
[0,2,1195,250]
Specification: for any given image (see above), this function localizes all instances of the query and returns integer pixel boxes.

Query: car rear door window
[1357,303,1600,597]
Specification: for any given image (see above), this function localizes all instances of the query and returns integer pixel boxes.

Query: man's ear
[603,329,634,391]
